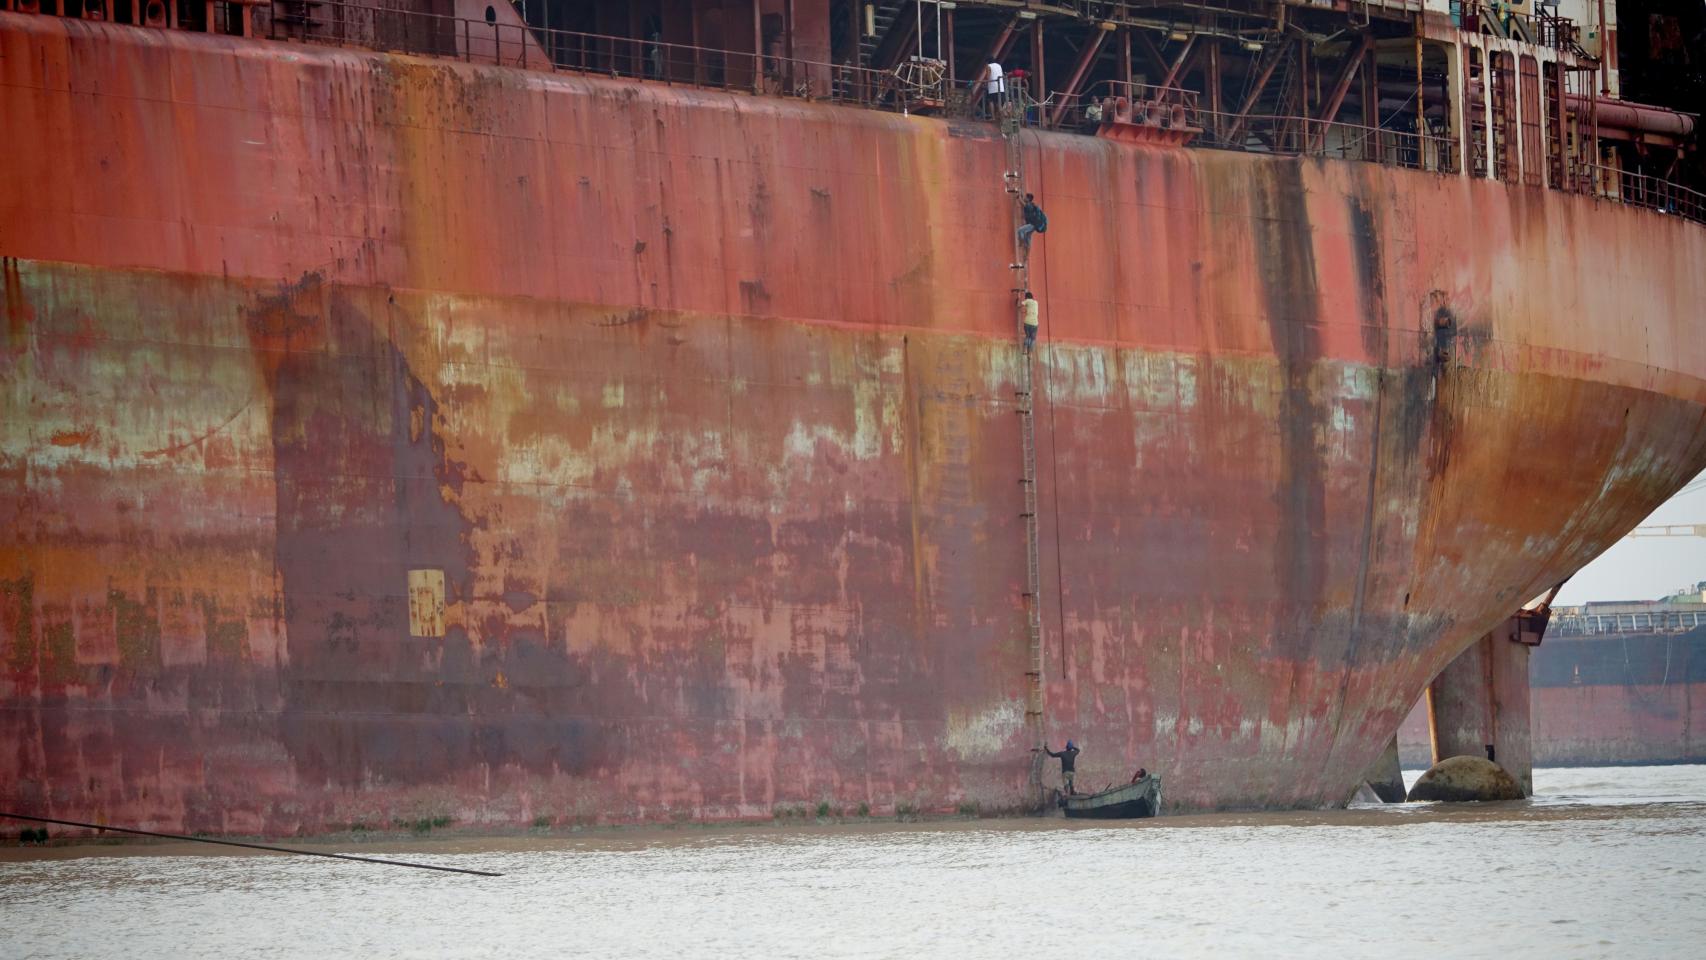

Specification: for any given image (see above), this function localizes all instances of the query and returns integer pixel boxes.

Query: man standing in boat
[1044,740,1080,795]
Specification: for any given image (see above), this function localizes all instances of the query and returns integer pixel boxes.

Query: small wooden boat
[1063,775,1163,819]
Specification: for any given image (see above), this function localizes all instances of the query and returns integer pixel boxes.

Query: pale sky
[1553,469,1706,605]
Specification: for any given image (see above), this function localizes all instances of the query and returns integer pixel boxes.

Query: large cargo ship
[3,0,1704,834]
[1401,586,1706,766]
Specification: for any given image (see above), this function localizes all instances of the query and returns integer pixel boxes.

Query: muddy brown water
[3,766,1704,959]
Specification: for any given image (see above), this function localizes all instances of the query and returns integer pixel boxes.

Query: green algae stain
[41,620,78,685]
[1,576,35,675]
[109,588,160,669]
[198,594,248,661]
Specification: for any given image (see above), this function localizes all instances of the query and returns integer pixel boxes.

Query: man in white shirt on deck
[975,60,1004,118]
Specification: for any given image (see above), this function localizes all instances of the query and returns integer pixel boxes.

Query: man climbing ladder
[1020,290,1039,352]
[999,80,1049,811]
[1016,193,1047,264]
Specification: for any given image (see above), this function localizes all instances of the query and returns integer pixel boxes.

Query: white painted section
[944,702,1025,760]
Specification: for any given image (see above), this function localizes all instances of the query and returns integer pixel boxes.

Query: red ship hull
[3,16,1705,833]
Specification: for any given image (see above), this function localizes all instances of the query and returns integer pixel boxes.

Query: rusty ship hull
[3,15,1706,834]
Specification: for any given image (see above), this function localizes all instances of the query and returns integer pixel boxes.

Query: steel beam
[1030,16,1045,107]
[753,0,763,92]
[1225,44,1286,145]
[874,2,919,73]
[1132,29,1168,81]
[1416,33,1426,162]
[1205,40,1221,136]
[1158,34,1196,91]
[1364,44,1382,162]
[986,15,1021,65]
[1050,25,1111,127]
[944,7,955,82]
[1120,27,1132,89]
[1314,33,1373,149]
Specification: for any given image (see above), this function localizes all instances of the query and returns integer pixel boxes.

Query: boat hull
[1531,631,1706,766]
[2,15,1706,834]
[1064,778,1162,819]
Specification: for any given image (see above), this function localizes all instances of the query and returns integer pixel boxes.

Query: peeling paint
[0,17,1703,835]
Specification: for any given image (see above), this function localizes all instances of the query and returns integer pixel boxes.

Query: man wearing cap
[1043,740,1081,795]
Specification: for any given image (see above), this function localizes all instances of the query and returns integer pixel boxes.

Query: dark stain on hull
[1347,196,1388,361]
[1251,160,1328,659]
[248,279,551,788]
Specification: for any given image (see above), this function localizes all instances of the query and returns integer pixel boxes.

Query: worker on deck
[1017,193,1047,260]
[975,59,1005,118]
[1007,67,1028,102]
[1083,99,1104,129]
[1044,740,1080,795]
[1130,767,1148,784]
[1020,290,1039,352]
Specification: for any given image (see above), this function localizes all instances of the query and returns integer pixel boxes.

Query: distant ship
[2,0,1704,835]
[1402,585,1706,767]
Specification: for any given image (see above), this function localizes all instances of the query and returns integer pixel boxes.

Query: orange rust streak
[1,15,1704,836]
[49,429,95,447]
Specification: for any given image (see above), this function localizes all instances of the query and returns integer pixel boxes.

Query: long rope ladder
[1001,92,1048,809]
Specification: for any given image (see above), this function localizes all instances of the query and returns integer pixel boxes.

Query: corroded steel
[1529,638,1706,766]
[3,14,1706,834]
[1401,628,1706,767]
[1425,631,1535,793]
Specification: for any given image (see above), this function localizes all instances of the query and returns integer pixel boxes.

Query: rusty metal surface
[1400,630,1706,767]
[1424,633,1535,792]
[1528,629,1706,765]
[1529,684,1706,766]
[3,15,1706,833]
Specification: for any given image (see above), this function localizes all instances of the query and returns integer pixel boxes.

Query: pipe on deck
[1581,97,1696,138]
[1461,86,1696,138]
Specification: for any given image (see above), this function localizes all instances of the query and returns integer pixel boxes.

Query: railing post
[752,0,762,95]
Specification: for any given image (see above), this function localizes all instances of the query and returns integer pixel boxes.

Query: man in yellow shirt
[1020,290,1039,351]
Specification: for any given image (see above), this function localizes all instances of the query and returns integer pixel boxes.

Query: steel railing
[248,1,1704,226]
[1198,111,1463,175]
[1553,610,1706,636]
[1577,164,1706,223]
[265,0,980,112]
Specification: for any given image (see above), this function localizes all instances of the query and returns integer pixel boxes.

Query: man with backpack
[1016,193,1047,261]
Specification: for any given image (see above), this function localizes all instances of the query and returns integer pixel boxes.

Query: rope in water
[1,812,503,877]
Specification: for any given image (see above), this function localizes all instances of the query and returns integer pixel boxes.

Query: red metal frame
[1519,54,1543,188]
